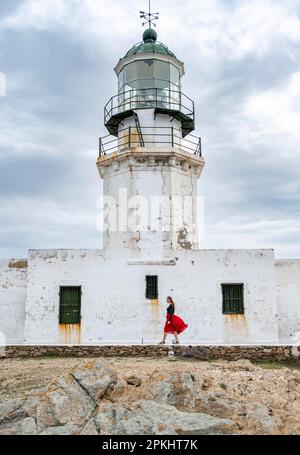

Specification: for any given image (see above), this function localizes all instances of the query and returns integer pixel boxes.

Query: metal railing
[104,88,194,125]
[99,126,202,157]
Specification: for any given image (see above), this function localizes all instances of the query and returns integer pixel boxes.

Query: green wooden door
[59,286,81,324]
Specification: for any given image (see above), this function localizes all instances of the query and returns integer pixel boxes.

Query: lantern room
[104,28,195,139]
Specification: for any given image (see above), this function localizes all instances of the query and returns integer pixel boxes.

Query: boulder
[195,392,241,418]
[36,374,95,434]
[0,421,22,435]
[21,417,37,435]
[71,360,118,401]
[152,372,195,408]
[243,402,277,433]
[23,396,40,418]
[95,400,234,435]
[39,422,79,436]
[0,399,27,424]
[80,418,99,435]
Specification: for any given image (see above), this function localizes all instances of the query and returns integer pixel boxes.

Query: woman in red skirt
[160,296,188,344]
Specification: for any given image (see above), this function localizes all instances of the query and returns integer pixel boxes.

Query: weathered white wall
[0,259,27,344]
[97,146,204,257]
[24,248,278,345]
[24,249,106,345]
[275,259,300,343]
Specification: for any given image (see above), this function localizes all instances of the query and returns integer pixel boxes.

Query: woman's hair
[167,296,175,308]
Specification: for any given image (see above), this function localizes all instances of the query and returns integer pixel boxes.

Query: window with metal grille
[145,276,158,300]
[59,286,81,324]
[222,284,244,315]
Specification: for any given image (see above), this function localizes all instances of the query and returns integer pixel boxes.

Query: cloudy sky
[0,0,300,258]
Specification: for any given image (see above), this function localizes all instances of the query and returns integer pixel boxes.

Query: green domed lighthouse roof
[124,29,176,59]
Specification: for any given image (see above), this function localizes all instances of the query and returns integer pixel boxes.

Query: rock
[21,417,37,435]
[71,360,118,401]
[39,422,79,435]
[180,347,211,360]
[23,396,40,418]
[243,403,277,433]
[0,399,27,424]
[0,420,22,435]
[125,376,142,387]
[195,392,241,419]
[95,400,234,435]
[36,374,95,434]
[80,418,98,435]
[152,372,195,408]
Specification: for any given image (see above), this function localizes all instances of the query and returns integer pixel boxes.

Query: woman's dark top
[167,303,175,321]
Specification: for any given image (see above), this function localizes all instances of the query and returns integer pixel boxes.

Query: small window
[124,62,137,84]
[137,59,154,80]
[222,284,244,315]
[59,286,81,324]
[170,63,180,87]
[154,60,170,82]
[146,276,158,300]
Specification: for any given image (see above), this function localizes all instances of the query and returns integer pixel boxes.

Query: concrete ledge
[2,345,300,361]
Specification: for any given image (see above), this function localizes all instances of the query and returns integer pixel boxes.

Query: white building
[1,27,300,346]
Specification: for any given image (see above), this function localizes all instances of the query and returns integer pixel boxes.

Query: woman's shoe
[172,340,179,344]
[159,341,165,344]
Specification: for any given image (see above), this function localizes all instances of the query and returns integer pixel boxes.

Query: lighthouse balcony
[98,126,202,157]
[104,88,195,138]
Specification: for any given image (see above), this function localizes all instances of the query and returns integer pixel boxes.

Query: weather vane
[140,0,159,28]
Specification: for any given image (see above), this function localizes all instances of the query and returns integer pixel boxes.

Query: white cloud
[243,71,300,152]
[2,0,300,60]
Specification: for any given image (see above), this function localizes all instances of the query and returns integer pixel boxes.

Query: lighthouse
[97,23,205,259]
[16,10,284,347]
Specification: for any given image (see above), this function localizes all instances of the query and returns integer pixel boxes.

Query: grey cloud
[0,0,299,258]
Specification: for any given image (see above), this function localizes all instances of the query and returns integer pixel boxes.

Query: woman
[160,296,188,344]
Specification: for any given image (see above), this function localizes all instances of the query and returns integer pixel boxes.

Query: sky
[0,0,300,258]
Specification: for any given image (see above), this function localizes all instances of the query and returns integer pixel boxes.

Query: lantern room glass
[118,59,181,111]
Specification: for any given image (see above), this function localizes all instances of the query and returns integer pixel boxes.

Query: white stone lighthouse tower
[97,24,205,260]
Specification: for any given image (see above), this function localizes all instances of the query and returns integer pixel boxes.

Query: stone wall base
[1,345,300,362]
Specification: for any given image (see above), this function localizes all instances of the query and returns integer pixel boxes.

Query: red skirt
[164,314,188,335]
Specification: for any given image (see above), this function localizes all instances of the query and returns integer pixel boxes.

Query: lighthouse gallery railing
[99,126,202,157]
[104,88,195,125]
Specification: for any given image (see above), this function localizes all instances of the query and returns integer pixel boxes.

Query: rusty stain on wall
[177,228,192,250]
[151,299,160,326]
[225,314,248,335]
[8,260,28,269]
[59,323,81,344]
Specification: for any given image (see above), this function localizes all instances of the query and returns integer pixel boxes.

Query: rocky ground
[0,356,299,435]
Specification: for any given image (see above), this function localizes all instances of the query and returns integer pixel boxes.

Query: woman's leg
[160,332,168,344]
[174,332,179,343]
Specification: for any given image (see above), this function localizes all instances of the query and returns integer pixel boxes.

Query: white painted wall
[118,110,182,150]
[97,147,204,257]
[0,259,27,344]
[24,248,278,345]
[275,259,300,343]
